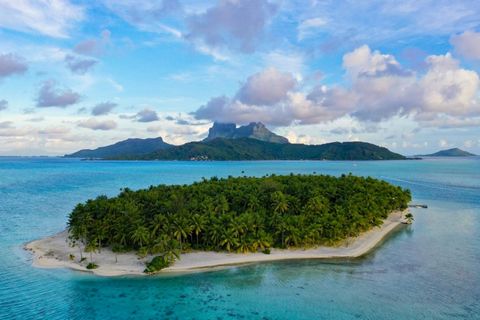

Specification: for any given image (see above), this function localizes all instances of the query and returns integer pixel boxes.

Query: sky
[1,0,480,156]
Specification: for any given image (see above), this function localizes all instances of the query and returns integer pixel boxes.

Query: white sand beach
[25,210,408,277]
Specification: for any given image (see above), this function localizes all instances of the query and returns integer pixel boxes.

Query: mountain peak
[205,122,289,144]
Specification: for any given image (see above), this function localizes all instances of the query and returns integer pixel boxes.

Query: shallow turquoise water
[0,158,479,319]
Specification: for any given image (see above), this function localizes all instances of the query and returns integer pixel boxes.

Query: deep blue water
[0,157,479,319]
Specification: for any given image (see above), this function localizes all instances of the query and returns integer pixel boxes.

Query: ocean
[0,157,479,319]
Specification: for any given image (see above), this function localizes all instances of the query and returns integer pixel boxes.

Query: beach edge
[24,209,409,277]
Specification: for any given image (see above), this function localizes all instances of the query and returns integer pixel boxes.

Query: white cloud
[100,0,182,37]
[74,30,111,56]
[420,53,479,119]
[186,0,278,53]
[194,46,480,127]
[0,0,84,38]
[91,102,117,116]
[78,118,117,130]
[36,80,81,108]
[236,68,296,105]
[297,17,327,40]
[450,30,480,60]
[0,53,28,78]
[136,109,159,122]
[65,55,97,75]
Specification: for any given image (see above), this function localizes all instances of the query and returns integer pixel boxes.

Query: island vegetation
[112,138,406,161]
[67,174,411,273]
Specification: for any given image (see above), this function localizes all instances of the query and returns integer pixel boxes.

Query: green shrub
[86,262,98,269]
[144,256,171,274]
[262,248,271,255]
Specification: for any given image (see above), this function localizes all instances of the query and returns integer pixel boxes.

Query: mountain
[420,148,477,157]
[205,122,289,144]
[65,137,173,159]
[129,138,405,161]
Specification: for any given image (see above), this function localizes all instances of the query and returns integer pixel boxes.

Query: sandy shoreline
[24,210,409,277]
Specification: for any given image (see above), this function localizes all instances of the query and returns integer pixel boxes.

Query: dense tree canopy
[67,174,411,271]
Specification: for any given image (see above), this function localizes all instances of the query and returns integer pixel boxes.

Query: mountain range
[65,122,406,161]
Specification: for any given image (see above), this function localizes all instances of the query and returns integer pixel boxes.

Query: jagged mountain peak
[205,122,289,144]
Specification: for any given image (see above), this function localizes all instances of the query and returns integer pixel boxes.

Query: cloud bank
[194,45,480,126]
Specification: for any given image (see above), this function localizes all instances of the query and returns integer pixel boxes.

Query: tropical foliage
[67,174,411,271]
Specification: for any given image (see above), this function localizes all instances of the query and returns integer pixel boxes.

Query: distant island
[65,122,406,161]
[67,137,172,159]
[419,148,477,157]
[26,174,412,275]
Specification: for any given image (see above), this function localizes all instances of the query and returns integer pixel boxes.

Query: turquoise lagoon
[0,157,479,319]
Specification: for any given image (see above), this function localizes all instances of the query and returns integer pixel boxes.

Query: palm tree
[131,226,149,249]
[150,214,167,238]
[191,214,205,246]
[405,212,414,224]
[172,219,191,251]
[85,242,98,263]
[220,229,238,252]
[272,191,289,215]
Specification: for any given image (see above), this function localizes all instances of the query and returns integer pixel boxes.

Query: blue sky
[0,0,480,155]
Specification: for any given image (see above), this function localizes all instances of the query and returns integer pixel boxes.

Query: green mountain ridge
[66,137,172,158]
[116,137,406,161]
[420,148,477,157]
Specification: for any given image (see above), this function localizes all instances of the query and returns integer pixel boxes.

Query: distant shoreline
[24,210,409,277]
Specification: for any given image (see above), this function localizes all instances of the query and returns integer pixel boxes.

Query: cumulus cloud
[78,118,117,130]
[74,30,111,56]
[0,0,84,38]
[36,80,81,108]
[0,53,28,78]
[186,0,278,53]
[136,108,159,122]
[91,102,117,116]
[193,67,355,126]
[194,46,480,127]
[450,30,480,60]
[236,68,296,105]
[65,55,97,74]
[0,99,7,111]
[419,53,479,119]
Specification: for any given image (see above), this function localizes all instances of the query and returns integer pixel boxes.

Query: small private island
[26,174,413,276]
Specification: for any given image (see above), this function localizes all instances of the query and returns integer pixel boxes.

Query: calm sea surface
[0,157,479,319]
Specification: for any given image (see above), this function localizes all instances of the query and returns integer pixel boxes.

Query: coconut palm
[131,226,149,249]
[405,212,414,224]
